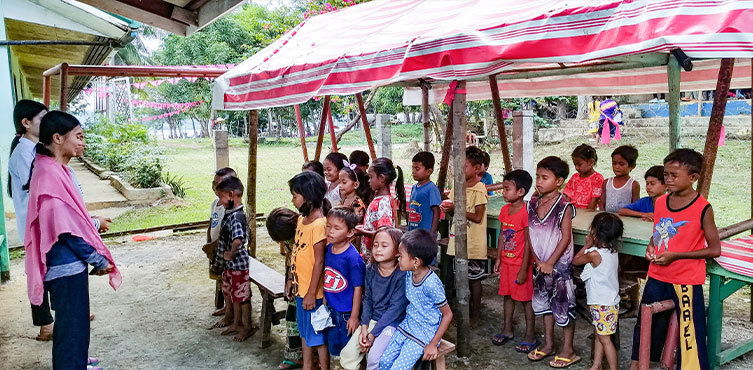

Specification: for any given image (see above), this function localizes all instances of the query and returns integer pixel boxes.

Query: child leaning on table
[628,149,721,370]
[619,165,667,221]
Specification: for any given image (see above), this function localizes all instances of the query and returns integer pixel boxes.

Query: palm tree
[113,25,166,65]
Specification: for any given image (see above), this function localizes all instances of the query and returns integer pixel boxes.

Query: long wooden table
[485,196,753,369]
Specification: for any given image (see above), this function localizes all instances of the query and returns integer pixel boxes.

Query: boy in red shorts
[629,149,721,370]
[492,169,537,353]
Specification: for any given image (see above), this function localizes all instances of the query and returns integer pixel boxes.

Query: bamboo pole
[421,83,431,152]
[451,80,470,356]
[436,103,454,195]
[488,75,512,172]
[314,96,331,162]
[59,63,69,111]
[247,110,259,257]
[667,55,682,151]
[697,59,734,198]
[294,104,309,161]
[327,107,338,152]
[42,75,51,108]
[356,93,377,159]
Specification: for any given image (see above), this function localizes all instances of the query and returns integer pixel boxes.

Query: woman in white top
[573,212,622,370]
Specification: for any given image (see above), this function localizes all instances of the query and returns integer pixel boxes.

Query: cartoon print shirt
[648,194,711,285]
[292,217,327,299]
[323,243,366,313]
[408,181,442,231]
[498,203,529,265]
[209,198,225,242]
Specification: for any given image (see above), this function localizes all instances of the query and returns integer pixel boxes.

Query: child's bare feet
[232,326,256,342]
[212,307,226,317]
[221,324,239,335]
[209,316,232,330]
[36,324,53,341]
[587,364,602,370]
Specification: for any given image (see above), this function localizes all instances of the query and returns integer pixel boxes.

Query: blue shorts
[326,309,351,356]
[295,297,326,347]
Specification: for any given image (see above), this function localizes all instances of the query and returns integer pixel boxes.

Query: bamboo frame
[698,58,734,197]
[247,110,259,257]
[436,103,453,194]
[327,107,338,152]
[294,104,309,161]
[421,83,431,152]
[314,96,331,161]
[488,75,512,172]
[59,63,69,111]
[356,92,377,159]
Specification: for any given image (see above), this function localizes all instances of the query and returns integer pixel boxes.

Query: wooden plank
[356,92,377,159]
[247,110,258,258]
[720,337,753,365]
[698,59,735,198]
[667,54,681,151]
[196,0,245,33]
[248,257,285,297]
[76,0,188,35]
[489,75,512,172]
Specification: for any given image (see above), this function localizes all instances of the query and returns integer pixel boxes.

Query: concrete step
[69,161,130,209]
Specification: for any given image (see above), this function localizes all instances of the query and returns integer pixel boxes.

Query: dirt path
[2,231,752,369]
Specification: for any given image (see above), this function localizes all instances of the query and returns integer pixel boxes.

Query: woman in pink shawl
[24,111,121,370]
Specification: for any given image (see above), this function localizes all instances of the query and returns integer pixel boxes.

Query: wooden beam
[327,107,338,152]
[171,6,198,27]
[356,92,377,159]
[436,103,454,194]
[195,0,245,33]
[697,59,734,198]
[421,82,431,152]
[247,110,258,257]
[44,64,228,78]
[314,96,330,162]
[667,55,682,151]
[59,62,68,111]
[488,75,512,172]
[42,75,50,107]
[294,104,309,162]
[76,0,188,35]
[450,80,470,357]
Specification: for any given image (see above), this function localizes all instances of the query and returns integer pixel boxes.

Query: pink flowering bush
[303,0,371,19]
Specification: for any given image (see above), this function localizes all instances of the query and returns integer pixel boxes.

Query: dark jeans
[46,270,90,370]
[31,288,54,326]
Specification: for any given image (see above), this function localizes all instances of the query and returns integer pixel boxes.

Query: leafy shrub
[161,171,189,198]
[121,146,163,189]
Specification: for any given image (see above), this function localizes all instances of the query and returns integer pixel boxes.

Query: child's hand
[302,293,316,310]
[358,326,371,348]
[223,251,233,261]
[439,200,454,213]
[516,268,527,284]
[423,343,439,361]
[346,315,359,335]
[92,264,114,276]
[493,260,501,274]
[585,234,595,247]
[641,213,654,222]
[645,246,656,262]
[537,262,553,275]
[652,251,676,265]
[284,280,294,301]
[354,225,365,235]
[96,216,112,233]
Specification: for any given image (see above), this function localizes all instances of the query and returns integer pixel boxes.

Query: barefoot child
[205,167,236,317]
[600,145,640,213]
[492,170,537,353]
[340,228,408,370]
[629,149,721,370]
[380,229,453,370]
[408,152,442,236]
[289,171,330,370]
[619,165,667,221]
[563,144,603,210]
[574,213,622,370]
[526,156,580,368]
[324,152,348,206]
[356,158,405,253]
[215,177,253,342]
[323,207,366,357]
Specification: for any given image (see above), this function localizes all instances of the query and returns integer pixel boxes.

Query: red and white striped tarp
[213,0,753,111]
[717,235,753,278]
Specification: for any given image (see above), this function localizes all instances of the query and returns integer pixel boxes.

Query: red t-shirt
[498,203,529,265]
[563,171,604,209]
[648,194,711,285]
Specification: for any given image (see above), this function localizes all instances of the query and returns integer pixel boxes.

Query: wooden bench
[248,257,287,348]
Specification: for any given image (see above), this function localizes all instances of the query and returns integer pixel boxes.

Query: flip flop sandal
[549,355,582,368]
[88,357,100,366]
[491,333,514,346]
[515,339,541,353]
[527,348,555,362]
[277,360,303,370]
[35,333,53,342]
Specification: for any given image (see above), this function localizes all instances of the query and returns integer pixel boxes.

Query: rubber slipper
[549,355,582,368]
[491,333,514,346]
[515,339,541,353]
[278,360,303,370]
[528,348,555,361]
[88,357,100,366]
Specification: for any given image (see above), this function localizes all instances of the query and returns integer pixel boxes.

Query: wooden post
[489,75,513,172]
[59,63,69,111]
[247,110,258,258]
[294,104,309,162]
[356,93,377,159]
[43,75,51,108]
[327,108,338,152]
[450,80,470,357]
[668,55,682,151]
[314,96,331,162]
[421,83,431,152]
[436,103,454,194]
[697,59,734,198]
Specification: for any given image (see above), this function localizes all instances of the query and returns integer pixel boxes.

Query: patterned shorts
[590,305,619,335]
[222,269,251,303]
[452,258,488,281]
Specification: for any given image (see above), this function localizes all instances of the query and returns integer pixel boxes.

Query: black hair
[215,167,236,177]
[400,229,438,267]
[664,148,703,175]
[340,166,373,204]
[645,165,665,184]
[327,206,360,230]
[465,146,485,167]
[411,151,435,170]
[375,227,404,252]
[216,176,244,196]
[481,150,491,168]
[370,157,406,220]
[289,171,329,216]
[8,100,47,197]
[266,207,300,242]
[302,161,325,178]
[349,150,370,168]
[589,212,623,253]
[324,152,348,172]
[537,156,569,180]
[611,145,639,167]
[503,169,533,194]
[23,111,80,192]
[571,144,597,163]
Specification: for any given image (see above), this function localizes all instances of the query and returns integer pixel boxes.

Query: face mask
[227,200,235,209]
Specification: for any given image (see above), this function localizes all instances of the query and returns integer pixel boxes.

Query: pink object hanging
[719,125,726,146]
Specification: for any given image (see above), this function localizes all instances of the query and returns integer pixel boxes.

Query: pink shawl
[24,155,121,305]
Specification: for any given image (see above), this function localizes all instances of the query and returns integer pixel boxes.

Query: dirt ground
[2,231,753,370]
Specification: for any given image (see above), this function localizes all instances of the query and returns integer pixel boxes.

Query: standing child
[440,146,488,327]
[526,156,580,368]
[340,228,408,370]
[338,164,370,220]
[600,145,640,213]
[492,170,537,354]
[408,152,441,235]
[619,165,667,221]
[323,207,366,357]
[324,152,348,206]
[379,229,453,370]
[356,157,405,253]
[349,150,370,174]
[205,167,236,318]
[573,213,623,370]
[563,144,603,210]
[629,149,721,370]
[302,161,325,178]
[289,171,330,370]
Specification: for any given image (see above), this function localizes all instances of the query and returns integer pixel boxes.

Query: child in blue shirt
[619,166,667,221]
[408,152,442,235]
[324,207,366,357]
[480,150,495,195]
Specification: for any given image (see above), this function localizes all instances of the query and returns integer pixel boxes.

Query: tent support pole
[43,75,51,107]
[436,103,454,193]
[698,58,734,198]
[668,54,682,151]
[451,80,470,357]
[247,109,258,258]
[294,104,309,161]
[59,63,69,111]
[314,96,331,161]
[421,81,431,152]
[327,107,338,152]
[489,75,512,172]
[356,93,377,159]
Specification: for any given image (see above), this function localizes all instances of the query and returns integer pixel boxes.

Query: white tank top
[582,247,620,306]
[604,177,634,213]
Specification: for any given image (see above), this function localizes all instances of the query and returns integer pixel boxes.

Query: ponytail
[7,135,21,197]
[395,165,407,222]
[8,100,47,197]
